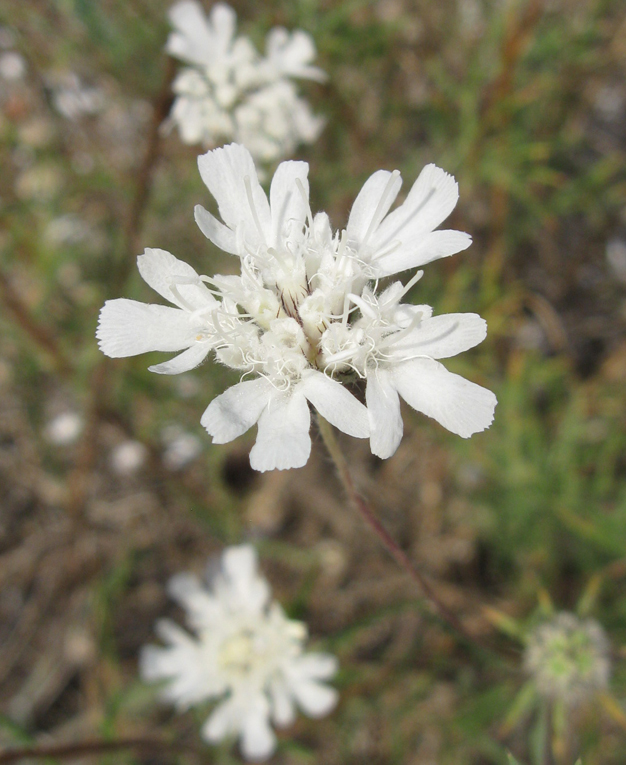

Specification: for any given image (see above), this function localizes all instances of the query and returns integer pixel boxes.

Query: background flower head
[165,0,325,165]
[141,544,338,760]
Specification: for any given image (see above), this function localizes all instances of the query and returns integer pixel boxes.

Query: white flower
[44,410,83,446]
[97,143,495,471]
[141,545,338,761]
[524,612,611,706]
[165,0,325,163]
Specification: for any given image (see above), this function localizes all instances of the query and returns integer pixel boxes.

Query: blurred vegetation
[1,0,626,763]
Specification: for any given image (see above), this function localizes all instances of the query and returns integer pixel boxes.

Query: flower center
[218,627,268,679]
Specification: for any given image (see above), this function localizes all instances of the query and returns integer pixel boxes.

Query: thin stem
[0,269,72,377]
[114,56,176,290]
[317,415,489,652]
[0,737,205,765]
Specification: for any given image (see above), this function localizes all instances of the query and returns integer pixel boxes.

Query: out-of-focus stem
[0,269,72,376]
[0,737,204,765]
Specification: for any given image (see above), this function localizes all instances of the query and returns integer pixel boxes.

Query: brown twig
[317,415,499,656]
[115,56,176,289]
[66,58,177,522]
[0,736,205,765]
[0,269,72,376]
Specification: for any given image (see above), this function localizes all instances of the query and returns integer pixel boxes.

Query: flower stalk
[317,414,485,651]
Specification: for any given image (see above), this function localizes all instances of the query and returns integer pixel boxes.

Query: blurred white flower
[0,51,25,81]
[110,440,148,475]
[161,424,202,470]
[141,545,338,761]
[524,612,611,706]
[98,143,495,471]
[50,72,105,120]
[166,1,325,163]
[44,411,83,446]
[606,237,626,284]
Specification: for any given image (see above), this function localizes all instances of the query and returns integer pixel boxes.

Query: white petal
[365,370,403,459]
[291,653,339,681]
[249,390,311,472]
[269,160,309,250]
[346,169,402,247]
[139,644,170,682]
[148,342,210,374]
[392,358,497,438]
[194,205,238,254]
[300,370,369,438]
[97,299,197,357]
[372,164,460,256]
[202,698,238,743]
[167,573,221,628]
[293,680,338,718]
[201,377,272,444]
[393,313,487,360]
[374,229,472,275]
[208,2,237,58]
[197,143,271,247]
[220,544,270,613]
[240,701,276,761]
[166,1,215,65]
[269,678,296,727]
[137,248,215,310]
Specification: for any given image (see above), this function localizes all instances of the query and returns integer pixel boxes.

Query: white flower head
[165,1,325,163]
[141,545,338,761]
[524,612,611,706]
[97,143,496,471]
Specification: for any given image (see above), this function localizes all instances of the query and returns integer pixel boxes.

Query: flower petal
[239,698,276,761]
[194,204,238,254]
[300,370,369,438]
[96,299,198,357]
[269,160,309,250]
[392,358,497,438]
[346,169,402,248]
[374,229,472,275]
[219,544,270,613]
[292,680,338,718]
[290,652,339,682]
[148,342,211,375]
[202,697,239,743]
[201,377,272,444]
[167,572,221,628]
[365,370,403,459]
[197,143,271,247]
[249,390,311,472]
[166,0,217,66]
[392,313,487,360]
[137,248,215,310]
[269,678,296,727]
[375,163,459,240]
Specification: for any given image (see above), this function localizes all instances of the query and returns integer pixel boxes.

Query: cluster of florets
[141,545,338,761]
[166,1,325,163]
[97,143,496,471]
[524,612,611,706]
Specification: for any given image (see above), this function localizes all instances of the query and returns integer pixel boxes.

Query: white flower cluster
[141,545,338,761]
[97,143,496,472]
[166,1,325,164]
